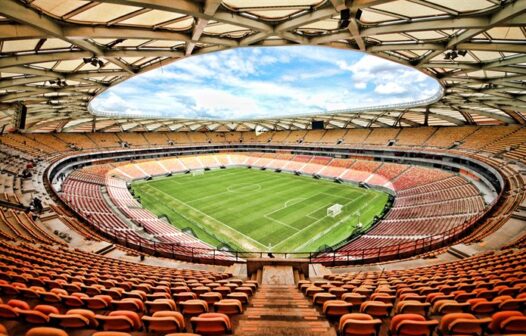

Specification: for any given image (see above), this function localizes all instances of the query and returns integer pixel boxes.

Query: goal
[327,204,343,218]
[192,169,205,177]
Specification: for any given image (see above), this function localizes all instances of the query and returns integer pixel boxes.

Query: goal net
[327,204,343,218]
[192,169,205,177]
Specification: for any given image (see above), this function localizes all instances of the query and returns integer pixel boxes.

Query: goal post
[327,204,343,218]
[191,169,205,177]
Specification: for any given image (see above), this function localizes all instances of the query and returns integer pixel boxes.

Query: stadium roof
[0,0,525,132]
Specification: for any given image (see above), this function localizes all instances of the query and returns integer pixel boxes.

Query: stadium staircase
[235,266,336,335]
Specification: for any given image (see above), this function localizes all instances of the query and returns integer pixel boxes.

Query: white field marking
[284,198,307,207]
[293,193,382,251]
[226,183,262,193]
[172,168,242,187]
[303,191,362,220]
[264,192,323,218]
[149,186,267,250]
[272,192,369,251]
[186,170,301,206]
[263,214,300,232]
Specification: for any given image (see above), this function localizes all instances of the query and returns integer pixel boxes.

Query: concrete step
[234,283,335,336]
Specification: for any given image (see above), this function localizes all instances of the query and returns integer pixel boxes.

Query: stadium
[0,0,525,335]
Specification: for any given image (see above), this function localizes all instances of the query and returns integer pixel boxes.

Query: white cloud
[354,82,367,89]
[91,46,440,120]
[375,82,407,95]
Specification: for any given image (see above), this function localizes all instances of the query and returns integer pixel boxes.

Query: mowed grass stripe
[132,168,389,252]
[139,183,267,251]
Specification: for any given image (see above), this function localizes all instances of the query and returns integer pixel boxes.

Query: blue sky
[91,46,441,120]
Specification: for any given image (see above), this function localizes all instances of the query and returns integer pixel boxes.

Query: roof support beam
[0,0,134,74]
[417,0,526,66]
[186,0,222,56]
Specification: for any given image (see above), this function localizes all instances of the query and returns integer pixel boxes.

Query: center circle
[227,183,262,193]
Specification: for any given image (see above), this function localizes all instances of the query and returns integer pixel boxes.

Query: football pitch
[132,167,389,253]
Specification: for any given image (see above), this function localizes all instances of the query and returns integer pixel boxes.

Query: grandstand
[0,1,525,336]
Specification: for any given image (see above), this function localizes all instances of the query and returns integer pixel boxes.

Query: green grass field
[132,168,389,253]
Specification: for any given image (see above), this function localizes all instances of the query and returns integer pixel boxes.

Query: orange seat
[305,286,324,298]
[0,323,7,336]
[0,304,19,319]
[489,311,524,334]
[142,311,185,333]
[342,292,367,306]
[395,300,430,316]
[145,298,177,314]
[226,292,249,304]
[360,301,393,318]
[439,313,491,336]
[200,292,223,305]
[190,312,232,336]
[339,313,382,336]
[111,298,145,314]
[467,298,499,314]
[83,295,112,310]
[322,300,353,319]
[234,286,253,296]
[329,287,347,298]
[50,312,91,329]
[371,293,395,304]
[499,315,526,334]
[180,299,208,316]
[25,327,68,336]
[7,299,30,310]
[431,299,469,315]
[214,299,243,315]
[96,310,142,332]
[18,305,59,324]
[61,295,85,308]
[389,313,438,336]
[173,291,197,304]
[313,292,337,306]
[91,333,132,336]
[66,309,98,328]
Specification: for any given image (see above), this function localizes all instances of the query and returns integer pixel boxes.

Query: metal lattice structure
[0,0,525,132]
